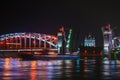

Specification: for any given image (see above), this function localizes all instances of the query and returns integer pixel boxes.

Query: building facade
[84,33,96,47]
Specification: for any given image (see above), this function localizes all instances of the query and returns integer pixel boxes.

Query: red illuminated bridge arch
[0,32,58,51]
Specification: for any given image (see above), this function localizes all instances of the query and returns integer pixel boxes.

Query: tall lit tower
[57,26,66,55]
[101,24,113,57]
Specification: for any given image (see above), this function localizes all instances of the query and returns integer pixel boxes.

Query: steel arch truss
[0,32,57,49]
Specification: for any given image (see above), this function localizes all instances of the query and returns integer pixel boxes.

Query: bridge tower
[101,24,113,58]
[57,27,66,55]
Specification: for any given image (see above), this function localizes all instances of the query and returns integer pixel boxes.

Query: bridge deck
[0,49,58,52]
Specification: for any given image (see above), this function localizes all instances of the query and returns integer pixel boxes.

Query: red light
[59,27,64,32]
[105,24,110,30]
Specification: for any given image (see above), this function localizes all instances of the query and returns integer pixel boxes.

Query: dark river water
[0,57,120,80]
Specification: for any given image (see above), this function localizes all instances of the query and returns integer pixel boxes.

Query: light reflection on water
[0,58,120,80]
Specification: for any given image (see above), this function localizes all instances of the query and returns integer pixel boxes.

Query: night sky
[0,1,120,46]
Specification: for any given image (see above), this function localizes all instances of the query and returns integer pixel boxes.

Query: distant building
[84,33,96,47]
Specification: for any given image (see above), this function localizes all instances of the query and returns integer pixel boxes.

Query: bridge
[0,32,58,53]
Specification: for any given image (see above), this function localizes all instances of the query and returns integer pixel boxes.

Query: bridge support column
[20,37,22,49]
[24,36,26,49]
[34,37,36,48]
[29,34,31,49]
[57,27,66,55]
[39,35,41,48]
[44,34,46,48]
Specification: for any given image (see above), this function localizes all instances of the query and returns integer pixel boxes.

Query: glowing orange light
[59,27,64,32]
[30,61,37,80]
[105,24,110,30]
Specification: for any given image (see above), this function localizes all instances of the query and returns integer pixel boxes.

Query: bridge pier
[57,27,66,55]
[101,24,113,59]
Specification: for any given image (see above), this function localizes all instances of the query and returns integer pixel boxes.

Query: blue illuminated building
[84,33,96,47]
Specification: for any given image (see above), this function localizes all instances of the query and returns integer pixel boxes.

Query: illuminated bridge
[0,32,58,52]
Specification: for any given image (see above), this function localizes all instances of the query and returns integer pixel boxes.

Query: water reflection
[30,61,37,80]
[1,58,120,80]
[3,58,12,80]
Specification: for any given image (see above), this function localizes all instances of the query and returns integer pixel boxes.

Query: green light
[112,50,120,60]
[66,29,73,48]
[113,51,120,54]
